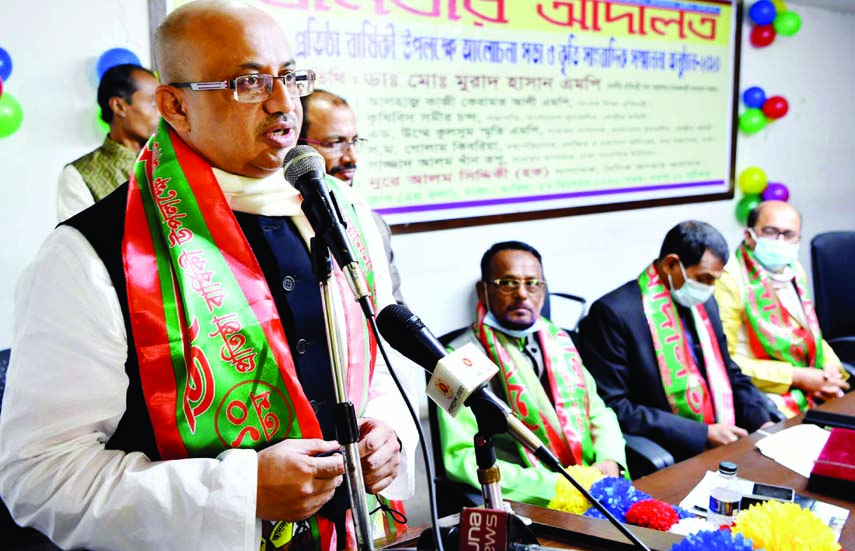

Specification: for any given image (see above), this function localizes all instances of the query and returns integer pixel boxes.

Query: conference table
[381,393,854,551]
[635,391,855,549]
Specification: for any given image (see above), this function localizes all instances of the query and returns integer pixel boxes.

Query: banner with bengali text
[167,0,738,228]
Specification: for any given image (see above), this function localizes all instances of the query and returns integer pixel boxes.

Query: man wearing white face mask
[715,201,849,418]
[436,241,627,507]
[581,221,773,462]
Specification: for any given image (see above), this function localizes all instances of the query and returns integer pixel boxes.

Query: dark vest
[62,183,341,458]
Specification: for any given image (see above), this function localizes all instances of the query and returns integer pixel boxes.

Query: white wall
[0,2,852,347]
[0,1,151,348]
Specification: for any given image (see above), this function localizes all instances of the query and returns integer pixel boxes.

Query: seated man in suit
[715,201,849,417]
[580,221,773,463]
[438,241,627,507]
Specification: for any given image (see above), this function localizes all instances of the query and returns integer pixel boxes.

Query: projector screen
[162,0,740,232]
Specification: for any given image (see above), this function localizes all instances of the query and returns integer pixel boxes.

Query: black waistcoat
[62,183,341,458]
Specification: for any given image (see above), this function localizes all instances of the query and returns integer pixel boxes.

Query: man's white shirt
[0,170,418,550]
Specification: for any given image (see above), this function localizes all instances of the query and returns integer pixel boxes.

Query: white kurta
[56,164,97,222]
[0,169,418,551]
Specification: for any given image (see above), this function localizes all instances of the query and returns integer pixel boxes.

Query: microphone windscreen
[283,145,326,184]
[376,303,426,341]
[376,304,445,371]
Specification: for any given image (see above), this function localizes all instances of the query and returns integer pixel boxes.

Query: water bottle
[708,461,741,527]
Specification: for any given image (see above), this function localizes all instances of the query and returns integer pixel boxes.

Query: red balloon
[762,95,789,119]
[0,76,3,99]
[750,24,776,47]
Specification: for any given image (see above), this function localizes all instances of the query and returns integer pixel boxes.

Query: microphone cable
[366,314,446,551]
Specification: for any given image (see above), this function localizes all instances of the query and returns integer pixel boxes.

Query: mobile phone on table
[752,482,795,501]
[740,482,795,509]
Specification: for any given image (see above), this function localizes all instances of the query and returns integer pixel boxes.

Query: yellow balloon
[772,0,787,11]
[738,167,768,195]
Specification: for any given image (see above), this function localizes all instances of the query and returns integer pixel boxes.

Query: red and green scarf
[638,263,735,426]
[475,303,593,468]
[737,243,824,414]
[122,121,401,550]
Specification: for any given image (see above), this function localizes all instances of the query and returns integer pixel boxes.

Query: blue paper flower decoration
[669,529,758,551]
[582,477,653,522]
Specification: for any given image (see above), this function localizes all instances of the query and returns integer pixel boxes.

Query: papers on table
[755,424,832,478]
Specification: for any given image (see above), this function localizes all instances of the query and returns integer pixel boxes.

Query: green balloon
[0,91,23,137]
[97,108,110,135]
[774,10,801,36]
[736,194,762,225]
[739,108,767,134]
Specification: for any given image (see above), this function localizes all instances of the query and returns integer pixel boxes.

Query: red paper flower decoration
[626,499,680,532]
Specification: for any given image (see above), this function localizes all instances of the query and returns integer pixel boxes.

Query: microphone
[375,304,563,473]
[283,146,372,307]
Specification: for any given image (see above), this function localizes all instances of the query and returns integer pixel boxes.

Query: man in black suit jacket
[580,221,772,462]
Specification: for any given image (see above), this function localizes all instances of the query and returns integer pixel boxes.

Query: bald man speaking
[0,2,416,550]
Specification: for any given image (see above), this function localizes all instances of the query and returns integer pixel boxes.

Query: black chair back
[0,348,9,401]
[811,231,855,364]
[811,231,855,339]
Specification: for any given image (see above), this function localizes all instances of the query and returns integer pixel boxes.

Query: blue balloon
[749,0,777,25]
[742,86,766,109]
[96,48,141,80]
[0,47,12,82]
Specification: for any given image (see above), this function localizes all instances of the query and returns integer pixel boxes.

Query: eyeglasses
[752,226,800,243]
[170,70,316,103]
[301,136,367,155]
[487,278,546,294]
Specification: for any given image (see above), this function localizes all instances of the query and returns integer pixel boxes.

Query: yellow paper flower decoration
[732,500,840,551]
[546,465,604,515]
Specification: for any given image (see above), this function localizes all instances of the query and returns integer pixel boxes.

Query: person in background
[0,2,416,550]
[580,221,773,462]
[437,241,627,508]
[300,89,405,305]
[715,200,849,417]
[56,63,159,221]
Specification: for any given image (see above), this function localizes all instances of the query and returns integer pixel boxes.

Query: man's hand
[358,418,402,494]
[820,364,850,399]
[592,460,621,478]
[793,367,848,400]
[706,423,748,448]
[256,439,345,521]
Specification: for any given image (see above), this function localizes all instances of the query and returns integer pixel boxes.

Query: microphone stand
[311,235,375,551]
[461,401,541,551]
[465,392,652,551]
